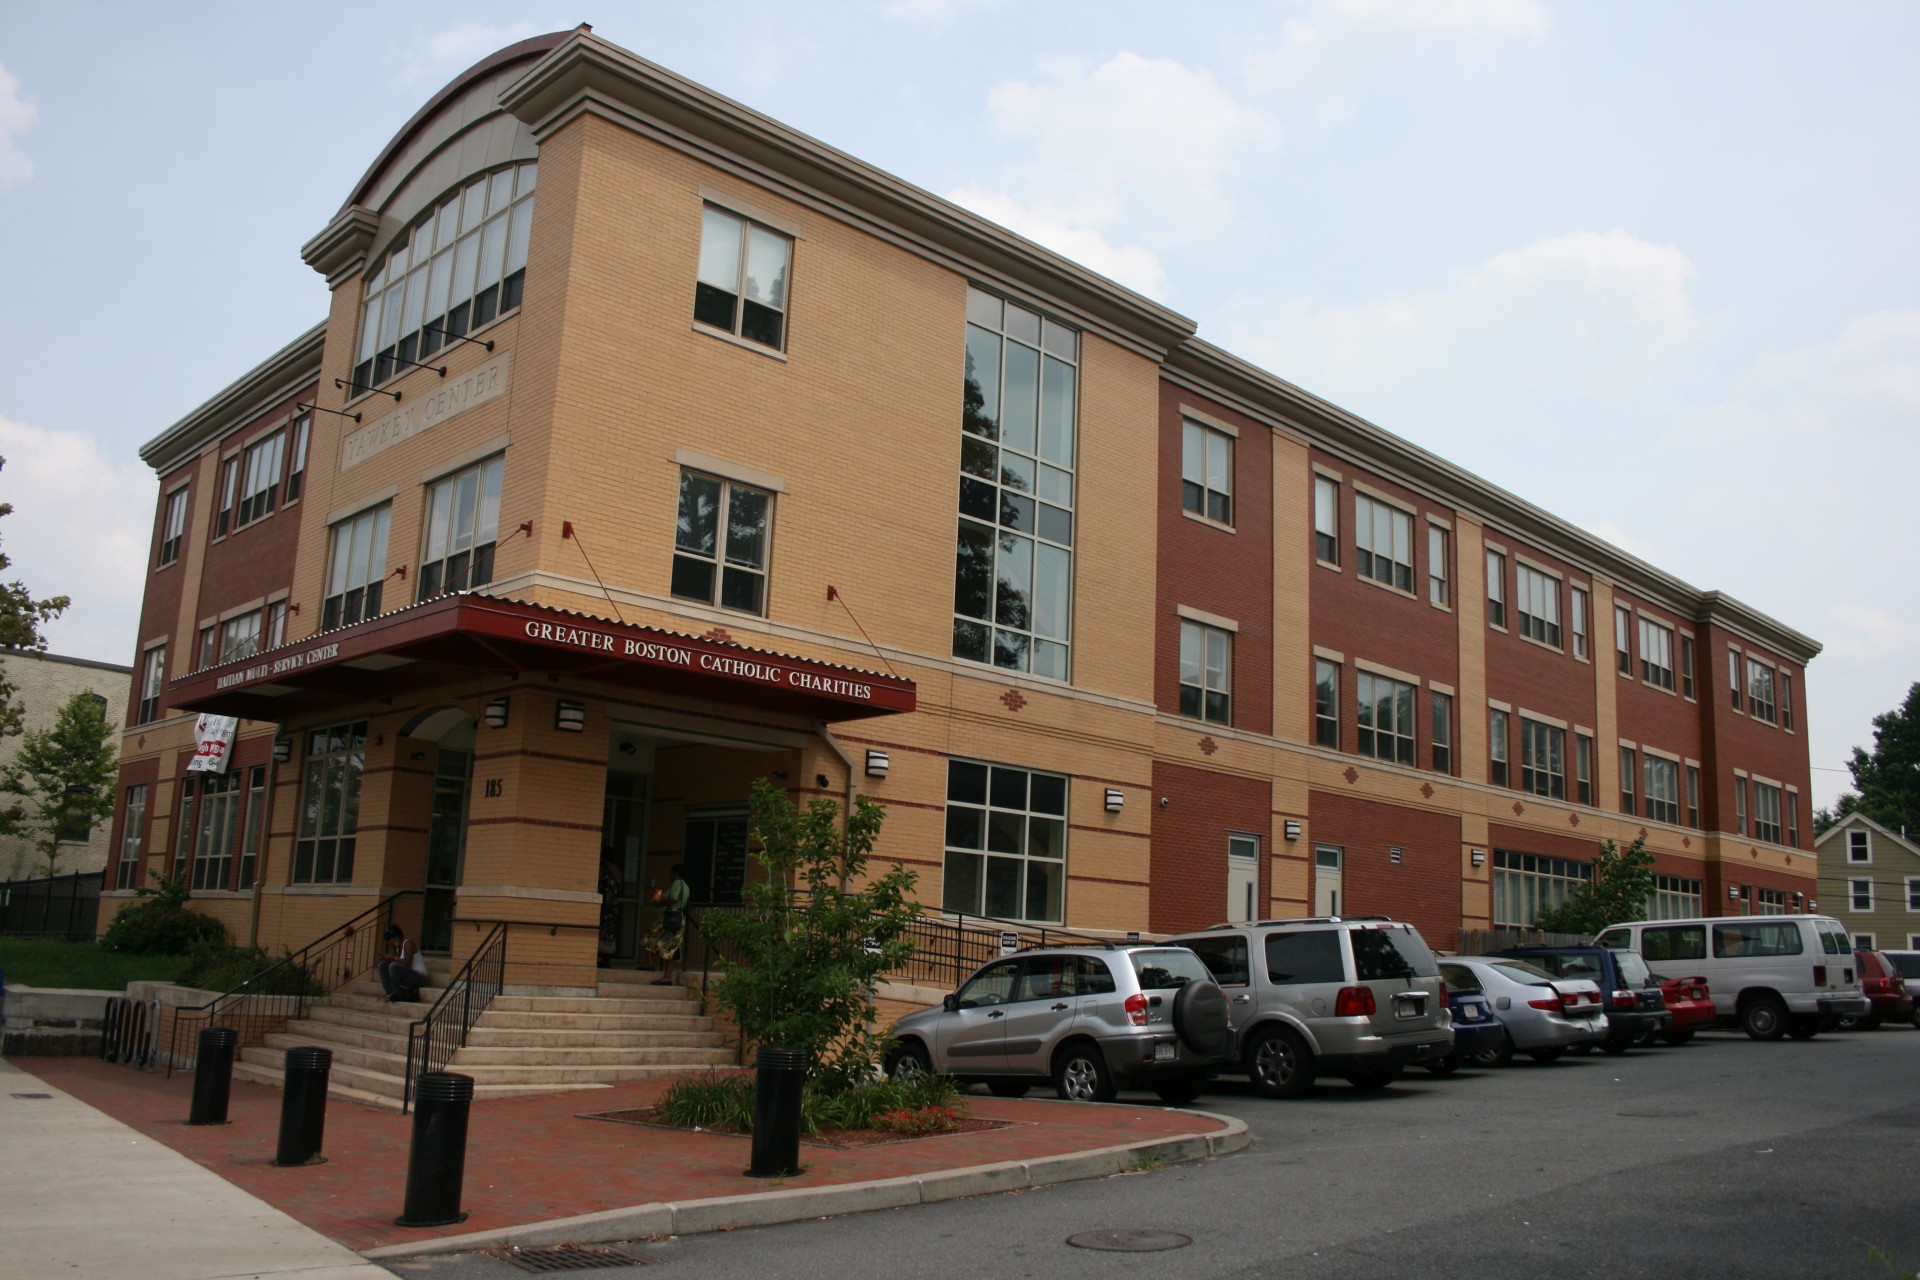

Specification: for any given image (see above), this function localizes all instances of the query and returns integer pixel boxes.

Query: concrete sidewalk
[0,1057,393,1280]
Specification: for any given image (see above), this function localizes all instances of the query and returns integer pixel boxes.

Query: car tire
[1911,1006,1920,1031]
[1245,1025,1317,1099]
[1345,1065,1402,1090]
[986,1078,1031,1098]
[1527,1047,1566,1064]
[1660,1030,1695,1047]
[1600,1036,1631,1055]
[1473,1030,1515,1068]
[1838,1014,1880,1032]
[1424,1055,1461,1075]
[1152,1074,1208,1106]
[1741,995,1789,1041]
[884,1040,931,1081]
[1053,1041,1117,1103]
[1172,979,1233,1057]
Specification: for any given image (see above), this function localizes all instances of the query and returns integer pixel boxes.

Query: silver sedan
[1442,958,1608,1065]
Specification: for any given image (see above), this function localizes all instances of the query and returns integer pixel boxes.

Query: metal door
[1314,845,1342,916]
[420,749,471,955]
[1227,832,1259,923]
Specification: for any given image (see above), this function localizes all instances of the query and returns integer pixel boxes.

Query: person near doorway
[651,863,691,986]
[377,923,429,1003]
[598,852,622,968]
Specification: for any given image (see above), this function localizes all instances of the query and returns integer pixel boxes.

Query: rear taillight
[1586,991,1600,1004]
[1125,992,1148,1027]
[1691,986,1707,1001]
[1438,980,1448,1006]
[1612,990,1638,1008]
[1335,986,1377,1017]
[1528,997,1561,1011]
[1560,991,1579,1008]
[1813,965,1826,986]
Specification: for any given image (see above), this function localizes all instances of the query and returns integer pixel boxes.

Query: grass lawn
[0,938,189,991]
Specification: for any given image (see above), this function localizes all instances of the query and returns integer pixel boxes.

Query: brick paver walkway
[25,1059,1225,1252]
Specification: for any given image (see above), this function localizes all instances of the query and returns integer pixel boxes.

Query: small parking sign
[1000,931,1020,956]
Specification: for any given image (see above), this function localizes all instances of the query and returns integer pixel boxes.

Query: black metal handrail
[165,890,422,1075]
[402,920,507,1112]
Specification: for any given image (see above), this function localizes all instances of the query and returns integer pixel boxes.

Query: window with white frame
[1428,525,1449,606]
[1686,765,1700,828]
[695,204,792,350]
[219,610,263,665]
[1315,659,1340,748]
[239,764,265,889]
[321,504,391,632]
[294,722,367,884]
[1649,874,1702,921]
[941,759,1066,922]
[1639,617,1674,690]
[1615,606,1632,675]
[1679,634,1695,698]
[1576,732,1593,805]
[196,626,216,671]
[1357,672,1416,765]
[1849,828,1871,862]
[675,470,771,614]
[1355,494,1413,592]
[1516,565,1560,646]
[1755,887,1786,915]
[1486,550,1507,627]
[1314,476,1339,564]
[267,600,287,650]
[286,413,310,504]
[1621,747,1637,815]
[1178,619,1232,724]
[1493,849,1590,927]
[1728,649,1742,711]
[213,456,239,538]
[1907,877,1920,912]
[1431,691,1452,774]
[419,456,504,602]
[1747,658,1776,723]
[1856,932,1877,950]
[1182,420,1232,524]
[188,770,241,891]
[236,431,284,528]
[136,645,165,724]
[1851,878,1873,912]
[955,287,1076,681]
[1735,775,1748,835]
[115,784,147,889]
[1520,719,1565,799]
[1753,780,1782,843]
[1781,671,1794,730]
[1645,755,1680,824]
[1570,585,1589,660]
[355,161,537,392]
[158,489,188,567]
[1490,708,1509,787]
[1787,791,1799,845]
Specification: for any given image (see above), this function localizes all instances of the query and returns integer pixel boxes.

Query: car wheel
[1152,1074,1208,1106]
[1631,1027,1656,1047]
[986,1078,1031,1098]
[1245,1025,1317,1099]
[1528,1047,1566,1064]
[1172,979,1233,1057]
[1600,1036,1631,1055]
[1424,1055,1461,1075]
[1741,995,1789,1041]
[1911,1006,1920,1031]
[1472,1030,1515,1068]
[1660,1030,1695,1047]
[1053,1041,1116,1103]
[1346,1065,1403,1090]
[884,1040,931,1081]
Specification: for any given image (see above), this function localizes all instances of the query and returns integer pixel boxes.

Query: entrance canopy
[165,594,916,723]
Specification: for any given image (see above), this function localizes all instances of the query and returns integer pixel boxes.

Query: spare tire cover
[1173,980,1232,1057]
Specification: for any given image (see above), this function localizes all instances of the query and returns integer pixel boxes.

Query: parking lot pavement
[383,1026,1920,1280]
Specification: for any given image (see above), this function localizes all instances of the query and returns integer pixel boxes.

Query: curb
[361,1110,1250,1261]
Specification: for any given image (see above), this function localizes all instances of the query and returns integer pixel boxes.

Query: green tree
[0,690,119,877]
[1532,834,1656,936]
[0,456,73,741]
[701,777,921,1083]
[1826,682,1920,838]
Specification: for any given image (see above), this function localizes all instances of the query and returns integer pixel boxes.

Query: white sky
[0,2,1913,809]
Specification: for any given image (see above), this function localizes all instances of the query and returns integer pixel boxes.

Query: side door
[934,958,1021,1075]
[1185,933,1253,1044]
[1000,955,1075,1075]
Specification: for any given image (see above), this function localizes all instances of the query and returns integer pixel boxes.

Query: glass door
[601,771,651,963]
[421,748,471,954]
[684,807,750,905]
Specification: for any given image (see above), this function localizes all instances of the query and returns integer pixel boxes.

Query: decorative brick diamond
[1199,737,1218,756]
[1512,801,1525,816]
[1682,836,1690,848]
[1343,766,1359,784]
[1569,813,1580,827]
[703,626,732,644]
[1000,690,1026,712]
[1420,783,1435,799]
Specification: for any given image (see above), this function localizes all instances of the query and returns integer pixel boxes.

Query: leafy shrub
[175,941,323,996]
[808,1071,964,1131]
[101,871,228,957]
[654,1067,965,1134]
[654,1071,757,1131]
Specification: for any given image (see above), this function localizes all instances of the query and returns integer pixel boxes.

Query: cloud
[397,21,551,90]
[0,62,37,187]
[1708,310,1920,444]
[947,187,1168,300]
[0,415,151,665]
[877,0,1010,23]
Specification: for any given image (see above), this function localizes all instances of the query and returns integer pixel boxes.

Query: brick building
[103,28,1820,984]
[0,652,131,880]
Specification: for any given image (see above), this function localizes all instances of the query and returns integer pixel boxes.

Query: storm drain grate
[501,1245,653,1272]
[10,1093,53,1100]
[1067,1229,1193,1252]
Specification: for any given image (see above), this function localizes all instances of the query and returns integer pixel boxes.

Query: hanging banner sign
[187,714,239,773]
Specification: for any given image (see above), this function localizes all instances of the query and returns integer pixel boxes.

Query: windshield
[1351,926,1440,980]
[1613,950,1653,987]
[1129,948,1212,990]
[1489,958,1556,984]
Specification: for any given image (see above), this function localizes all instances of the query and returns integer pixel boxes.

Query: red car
[1841,950,1916,1031]
[1653,974,1715,1045]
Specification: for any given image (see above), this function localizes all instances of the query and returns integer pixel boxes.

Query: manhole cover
[10,1093,52,1100]
[500,1245,652,1272]
[1067,1229,1193,1252]
[1616,1107,1697,1118]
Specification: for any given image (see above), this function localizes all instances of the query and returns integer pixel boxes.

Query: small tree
[702,777,920,1083]
[0,690,118,877]
[1532,834,1656,936]
[0,455,73,741]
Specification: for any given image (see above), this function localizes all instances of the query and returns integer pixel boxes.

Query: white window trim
[698,184,804,239]
[1356,657,1421,686]
[1312,645,1345,663]
[1179,405,1240,437]
[326,486,399,527]
[424,434,514,486]
[1177,604,1239,632]
[1516,706,1568,730]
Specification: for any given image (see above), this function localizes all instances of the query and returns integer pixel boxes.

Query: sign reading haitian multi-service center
[339,352,511,471]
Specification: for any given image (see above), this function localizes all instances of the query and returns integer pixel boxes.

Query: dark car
[1427,963,1507,1073]
[1840,950,1917,1031]
[1494,945,1669,1054]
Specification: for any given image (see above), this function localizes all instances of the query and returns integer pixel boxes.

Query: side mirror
[943,994,958,1012]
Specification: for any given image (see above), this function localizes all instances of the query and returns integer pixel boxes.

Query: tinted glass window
[1613,950,1652,986]
[1185,935,1250,986]
[1886,953,1920,979]
[1352,927,1439,980]
[1642,925,1705,963]
[1075,956,1117,994]
[1016,956,1075,1002]
[1489,958,1556,983]
[1595,928,1628,950]
[956,959,1020,1006]
[1522,950,1603,982]
[1266,931,1345,984]
[1713,922,1805,958]
[1439,963,1482,994]
[1819,925,1852,956]
[1129,948,1211,990]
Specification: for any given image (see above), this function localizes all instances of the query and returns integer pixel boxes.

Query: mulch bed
[579,1107,1021,1148]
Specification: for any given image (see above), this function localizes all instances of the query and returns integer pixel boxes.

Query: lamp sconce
[1792,891,1804,907]
[1388,846,1404,865]
[1807,900,1816,911]
[1104,788,1124,813]
[1470,849,1486,868]
[1728,885,1742,901]
[271,737,292,764]
[1284,819,1302,842]
[865,749,890,779]
[555,699,586,733]
[482,697,510,730]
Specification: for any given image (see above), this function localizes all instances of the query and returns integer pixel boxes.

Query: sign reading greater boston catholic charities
[339,352,511,471]
[187,714,239,773]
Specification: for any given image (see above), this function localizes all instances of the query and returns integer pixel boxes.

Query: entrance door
[1227,833,1259,923]
[600,771,651,963]
[1313,845,1343,917]
[421,749,471,955]
[684,808,750,905]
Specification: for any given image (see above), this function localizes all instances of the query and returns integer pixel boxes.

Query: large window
[1428,526,1449,606]
[694,204,792,350]
[1639,617,1674,690]
[1516,565,1560,646]
[354,161,537,392]
[1486,550,1507,627]
[1490,708,1509,787]
[1620,746,1637,815]
[1356,672,1415,765]
[1355,494,1413,592]
[1570,586,1589,660]
[158,489,188,568]
[1431,691,1452,774]
[1315,659,1339,748]
[1850,878,1873,912]
[136,645,166,724]
[1520,719,1565,799]
[294,722,367,885]
[213,456,239,539]
[1645,755,1680,824]
[1178,619,1231,725]
[1314,476,1339,564]
[1747,658,1776,723]
[419,457,504,602]
[673,470,771,614]
[188,771,241,891]
[220,610,263,664]
[236,430,284,528]
[1755,887,1786,915]
[954,287,1077,680]
[1182,421,1232,524]
[1648,876,1702,921]
[1753,780,1782,843]
[941,760,1066,923]
[115,784,147,889]
[322,505,391,631]
[240,764,266,889]
[1493,850,1590,927]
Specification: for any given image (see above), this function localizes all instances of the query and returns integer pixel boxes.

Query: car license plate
[1154,1042,1176,1062]
[1462,1005,1480,1020]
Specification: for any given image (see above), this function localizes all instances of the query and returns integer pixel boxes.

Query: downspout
[246,737,283,949]
[815,722,857,893]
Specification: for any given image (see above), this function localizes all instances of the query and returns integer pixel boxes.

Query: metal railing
[1,870,102,939]
[100,995,160,1071]
[165,890,420,1075]
[402,920,506,1113]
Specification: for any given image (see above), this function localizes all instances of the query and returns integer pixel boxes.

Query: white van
[1594,915,1869,1041]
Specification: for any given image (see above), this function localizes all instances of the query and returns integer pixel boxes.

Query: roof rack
[1194,915,1399,931]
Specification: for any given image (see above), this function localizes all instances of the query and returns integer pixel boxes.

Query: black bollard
[273,1046,333,1166]
[746,1046,807,1178]
[187,1027,238,1125]
[396,1071,474,1227]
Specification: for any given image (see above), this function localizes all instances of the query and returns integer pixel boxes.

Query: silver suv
[885,945,1232,1104]
[1165,917,1453,1097]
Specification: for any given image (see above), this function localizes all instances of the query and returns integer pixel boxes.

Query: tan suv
[1165,917,1453,1097]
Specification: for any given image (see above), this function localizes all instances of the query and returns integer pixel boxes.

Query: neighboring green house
[0,652,134,881]
[1815,813,1920,951]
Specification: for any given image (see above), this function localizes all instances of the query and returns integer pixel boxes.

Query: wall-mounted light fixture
[1284,819,1302,842]
[555,700,586,733]
[1104,788,1124,813]
[1728,885,1742,901]
[483,697,510,730]
[1792,891,1804,908]
[1388,846,1403,865]
[272,737,293,764]
[1807,900,1816,911]
[865,749,890,779]
[1470,849,1486,868]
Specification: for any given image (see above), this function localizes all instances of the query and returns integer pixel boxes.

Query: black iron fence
[402,920,506,1113]
[0,870,102,939]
